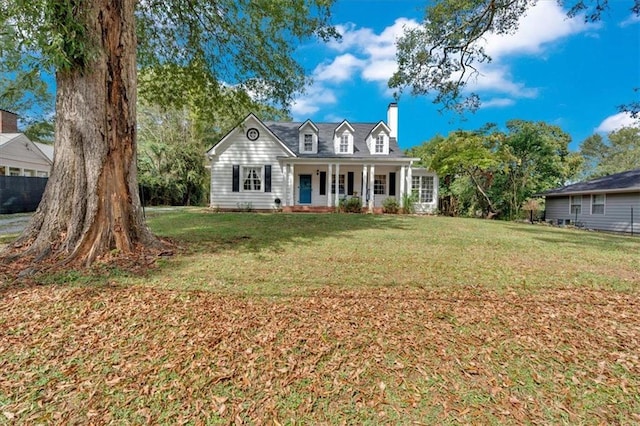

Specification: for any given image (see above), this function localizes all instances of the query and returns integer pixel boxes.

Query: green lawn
[1,209,639,424]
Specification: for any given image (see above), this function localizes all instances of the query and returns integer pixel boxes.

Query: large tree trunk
[3,0,166,269]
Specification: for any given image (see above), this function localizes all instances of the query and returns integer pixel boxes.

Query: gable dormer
[333,120,355,154]
[298,120,319,154]
[366,121,391,155]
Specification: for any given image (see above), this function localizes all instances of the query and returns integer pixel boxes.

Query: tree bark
[2,0,166,269]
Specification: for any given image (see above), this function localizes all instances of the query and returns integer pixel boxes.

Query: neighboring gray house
[206,103,438,213]
[540,168,640,234]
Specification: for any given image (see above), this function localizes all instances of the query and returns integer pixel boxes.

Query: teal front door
[299,174,312,204]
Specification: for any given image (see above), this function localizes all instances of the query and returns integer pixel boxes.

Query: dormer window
[298,120,319,154]
[375,134,385,153]
[303,134,313,152]
[366,122,391,155]
[340,134,349,153]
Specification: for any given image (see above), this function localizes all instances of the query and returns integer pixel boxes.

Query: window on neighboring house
[331,174,345,194]
[592,194,605,214]
[9,167,20,176]
[37,171,48,178]
[0,166,6,175]
[570,195,582,214]
[339,134,349,153]
[243,167,262,191]
[375,135,385,153]
[303,134,313,152]
[412,175,434,203]
[374,174,386,194]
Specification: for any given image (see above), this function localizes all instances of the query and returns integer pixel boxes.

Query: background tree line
[407,121,639,220]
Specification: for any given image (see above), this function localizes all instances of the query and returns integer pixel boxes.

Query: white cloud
[620,14,640,27]
[483,1,596,59]
[291,84,337,118]
[313,54,366,82]
[595,112,639,133]
[479,98,516,109]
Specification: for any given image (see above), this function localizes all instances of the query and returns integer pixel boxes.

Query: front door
[299,174,312,204]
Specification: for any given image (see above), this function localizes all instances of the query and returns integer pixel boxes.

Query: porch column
[289,163,295,206]
[362,164,368,208]
[327,163,333,207]
[368,164,375,212]
[406,165,413,202]
[334,163,341,208]
[283,163,289,207]
[399,165,406,207]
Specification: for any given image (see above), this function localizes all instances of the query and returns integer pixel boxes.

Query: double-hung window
[243,167,262,191]
[570,195,582,214]
[375,135,385,153]
[374,174,386,194]
[303,134,313,152]
[331,174,345,194]
[591,194,605,214]
[412,176,434,203]
[339,134,349,153]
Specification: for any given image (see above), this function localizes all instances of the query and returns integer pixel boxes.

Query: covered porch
[279,158,417,212]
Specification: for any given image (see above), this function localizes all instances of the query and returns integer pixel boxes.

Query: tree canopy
[0,0,336,270]
[390,0,640,113]
[579,127,640,178]
[409,120,581,219]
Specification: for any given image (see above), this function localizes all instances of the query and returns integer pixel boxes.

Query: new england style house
[207,103,438,213]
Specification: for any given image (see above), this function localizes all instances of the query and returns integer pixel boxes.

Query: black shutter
[264,165,271,192]
[389,172,396,196]
[319,171,326,195]
[347,172,354,195]
[232,165,240,192]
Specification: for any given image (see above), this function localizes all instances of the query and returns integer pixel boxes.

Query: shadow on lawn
[503,222,639,251]
[148,210,413,255]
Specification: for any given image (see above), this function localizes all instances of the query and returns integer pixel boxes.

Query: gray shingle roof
[540,168,640,196]
[264,121,407,158]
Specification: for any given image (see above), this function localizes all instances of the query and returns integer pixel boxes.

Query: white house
[207,103,438,213]
[0,110,53,177]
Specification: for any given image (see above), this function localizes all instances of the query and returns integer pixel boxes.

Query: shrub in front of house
[382,197,400,214]
[339,197,363,213]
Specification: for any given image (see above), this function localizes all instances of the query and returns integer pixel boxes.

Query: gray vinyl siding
[545,192,640,233]
[210,134,288,210]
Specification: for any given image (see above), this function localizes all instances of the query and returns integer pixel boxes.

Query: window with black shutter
[232,165,240,192]
[319,171,326,195]
[347,172,354,195]
[264,165,272,192]
[389,172,396,196]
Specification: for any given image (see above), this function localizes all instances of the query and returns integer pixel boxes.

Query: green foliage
[137,104,207,206]
[402,192,418,214]
[390,0,639,113]
[579,127,640,178]
[1,0,336,118]
[382,197,400,214]
[23,119,55,144]
[338,197,362,213]
[411,120,578,219]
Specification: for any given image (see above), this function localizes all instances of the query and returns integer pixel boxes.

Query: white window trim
[242,166,263,192]
[331,174,346,194]
[412,175,434,203]
[591,194,605,215]
[374,174,386,195]
[339,133,350,153]
[303,133,314,152]
[569,195,582,215]
[375,134,385,154]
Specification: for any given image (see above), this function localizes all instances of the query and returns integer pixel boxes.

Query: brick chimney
[0,109,19,133]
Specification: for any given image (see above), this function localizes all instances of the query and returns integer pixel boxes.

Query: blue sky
[291,0,640,151]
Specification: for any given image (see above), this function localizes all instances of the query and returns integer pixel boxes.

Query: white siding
[546,192,640,233]
[210,127,290,210]
[0,135,52,176]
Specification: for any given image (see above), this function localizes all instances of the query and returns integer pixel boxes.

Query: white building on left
[0,109,53,177]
